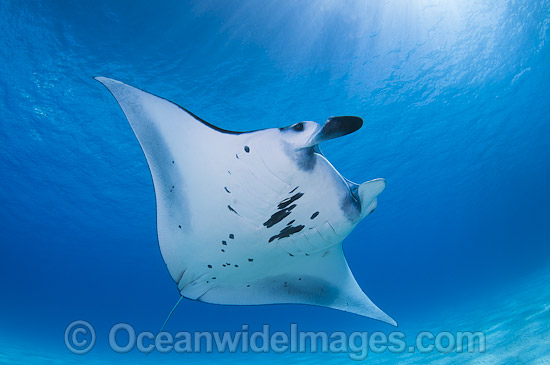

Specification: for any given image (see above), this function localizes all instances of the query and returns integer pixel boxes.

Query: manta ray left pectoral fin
[197,244,396,326]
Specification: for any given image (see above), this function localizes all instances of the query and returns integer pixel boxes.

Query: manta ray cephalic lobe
[95,77,396,326]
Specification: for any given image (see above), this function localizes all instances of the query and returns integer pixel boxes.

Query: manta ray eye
[292,122,304,131]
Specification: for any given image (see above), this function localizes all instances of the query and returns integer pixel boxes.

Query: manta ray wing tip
[386,316,398,327]
[94,76,122,89]
[368,306,398,327]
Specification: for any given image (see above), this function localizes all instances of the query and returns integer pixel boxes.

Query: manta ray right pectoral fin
[197,244,397,326]
[95,77,228,281]
[94,77,218,165]
[358,178,386,219]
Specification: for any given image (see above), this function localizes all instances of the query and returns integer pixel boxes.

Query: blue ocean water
[1,0,549,363]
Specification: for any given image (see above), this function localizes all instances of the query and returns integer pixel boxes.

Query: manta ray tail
[158,295,184,334]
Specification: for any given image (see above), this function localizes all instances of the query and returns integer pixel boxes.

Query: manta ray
[96,77,396,326]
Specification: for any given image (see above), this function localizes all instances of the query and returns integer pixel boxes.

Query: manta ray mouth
[347,181,361,205]
[312,145,362,213]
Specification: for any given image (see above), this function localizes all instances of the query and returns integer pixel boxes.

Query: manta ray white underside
[96,77,396,326]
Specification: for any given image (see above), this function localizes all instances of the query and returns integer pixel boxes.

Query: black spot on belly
[310,211,319,219]
[229,234,234,239]
[224,187,230,193]
[263,204,296,228]
[269,225,305,243]
[278,193,303,210]
[244,145,250,153]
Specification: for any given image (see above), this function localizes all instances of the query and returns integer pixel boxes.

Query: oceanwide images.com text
[65,321,486,360]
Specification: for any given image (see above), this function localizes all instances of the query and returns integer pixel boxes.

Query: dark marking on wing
[310,211,319,219]
[117,83,254,135]
[235,154,239,159]
[263,204,296,228]
[224,187,231,193]
[278,193,304,209]
[287,220,295,226]
[269,225,305,242]
[228,205,239,215]
[289,186,299,194]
